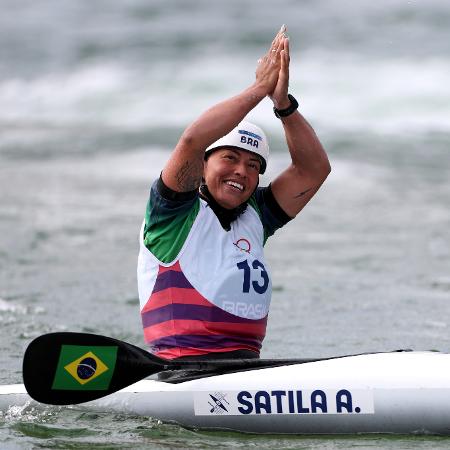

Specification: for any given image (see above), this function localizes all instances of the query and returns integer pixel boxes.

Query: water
[1,0,450,447]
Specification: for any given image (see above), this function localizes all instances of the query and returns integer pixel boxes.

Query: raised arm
[162,28,286,193]
[270,31,331,218]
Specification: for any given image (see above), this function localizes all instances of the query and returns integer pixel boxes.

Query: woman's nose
[233,162,247,177]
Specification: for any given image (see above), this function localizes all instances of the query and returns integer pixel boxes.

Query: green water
[2,407,450,449]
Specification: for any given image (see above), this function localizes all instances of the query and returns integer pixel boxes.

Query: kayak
[2,350,450,435]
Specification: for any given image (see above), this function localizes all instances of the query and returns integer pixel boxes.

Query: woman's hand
[269,25,290,109]
[254,26,285,96]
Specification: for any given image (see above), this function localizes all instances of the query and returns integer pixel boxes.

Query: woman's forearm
[280,110,331,178]
[180,83,267,153]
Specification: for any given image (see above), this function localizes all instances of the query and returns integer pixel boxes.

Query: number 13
[236,259,269,294]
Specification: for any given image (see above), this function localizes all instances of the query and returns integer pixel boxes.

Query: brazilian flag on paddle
[23,332,163,404]
[52,345,118,390]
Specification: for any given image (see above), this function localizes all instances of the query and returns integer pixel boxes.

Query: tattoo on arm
[294,187,313,198]
[175,160,202,191]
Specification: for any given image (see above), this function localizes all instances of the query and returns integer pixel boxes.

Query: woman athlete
[137,26,331,361]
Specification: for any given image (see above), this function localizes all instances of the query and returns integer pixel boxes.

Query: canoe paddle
[23,332,317,405]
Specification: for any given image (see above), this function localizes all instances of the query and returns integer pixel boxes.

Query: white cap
[205,121,269,174]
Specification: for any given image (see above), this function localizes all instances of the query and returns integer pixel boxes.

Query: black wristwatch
[273,94,299,118]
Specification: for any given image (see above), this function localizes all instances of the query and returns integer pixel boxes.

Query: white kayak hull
[2,351,450,435]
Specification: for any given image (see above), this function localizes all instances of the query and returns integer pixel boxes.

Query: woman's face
[203,147,261,209]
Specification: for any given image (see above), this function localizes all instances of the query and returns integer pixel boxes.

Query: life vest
[137,198,272,360]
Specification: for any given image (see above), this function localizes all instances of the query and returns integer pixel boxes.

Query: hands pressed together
[255,25,291,110]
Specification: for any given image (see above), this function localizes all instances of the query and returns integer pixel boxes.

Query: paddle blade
[23,332,168,405]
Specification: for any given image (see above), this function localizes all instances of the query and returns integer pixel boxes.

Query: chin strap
[199,184,248,231]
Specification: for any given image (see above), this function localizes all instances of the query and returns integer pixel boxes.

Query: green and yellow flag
[52,345,118,390]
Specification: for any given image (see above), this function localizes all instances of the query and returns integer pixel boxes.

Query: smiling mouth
[225,180,244,192]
